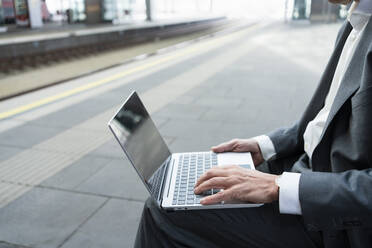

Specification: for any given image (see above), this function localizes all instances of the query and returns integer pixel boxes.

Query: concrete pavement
[0,20,342,248]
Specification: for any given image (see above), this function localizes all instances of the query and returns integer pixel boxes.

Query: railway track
[0,18,229,73]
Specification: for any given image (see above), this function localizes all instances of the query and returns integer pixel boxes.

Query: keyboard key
[204,190,212,195]
[187,195,194,200]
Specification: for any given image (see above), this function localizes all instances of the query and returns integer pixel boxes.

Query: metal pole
[145,0,152,21]
[60,0,63,23]
[284,0,288,23]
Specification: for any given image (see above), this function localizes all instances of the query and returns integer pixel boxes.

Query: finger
[194,167,229,188]
[219,164,240,170]
[211,140,237,153]
[200,190,232,205]
[194,165,239,188]
[194,177,229,194]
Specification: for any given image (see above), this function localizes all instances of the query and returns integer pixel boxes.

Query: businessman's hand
[194,165,278,205]
[212,139,264,166]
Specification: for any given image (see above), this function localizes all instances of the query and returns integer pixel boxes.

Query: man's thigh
[135,197,321,248]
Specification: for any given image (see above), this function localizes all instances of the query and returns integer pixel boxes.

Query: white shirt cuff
[278,172,302,215]
[253,135,277,161]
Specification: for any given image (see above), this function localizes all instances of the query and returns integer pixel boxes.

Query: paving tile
[0,145,24,163]
[199,108,260,124]
[40,155,112,190]
[193,96,244,108]
[75,158,149,201]
[0,187,106,248]
[169,137,228,153]
[0,241,31,248]
[89,138,125,159]
[0,124,64,148]
[151,115,169,128]
[217,122,266,140]
[172,95,196,105]
[158,119,223,140]
[60,199,144,248]
[153,103,209,120]
[29,97,118,129]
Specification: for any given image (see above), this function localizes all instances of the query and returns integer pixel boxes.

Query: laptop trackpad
[217,152,254,169]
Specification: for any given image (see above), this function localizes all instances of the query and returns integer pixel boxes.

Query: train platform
[0,16,238,100]
[0,21,342,248]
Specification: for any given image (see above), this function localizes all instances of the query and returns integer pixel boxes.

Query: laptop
[108,91,262,210]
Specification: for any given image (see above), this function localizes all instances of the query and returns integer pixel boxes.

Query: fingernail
[200,199,205,204]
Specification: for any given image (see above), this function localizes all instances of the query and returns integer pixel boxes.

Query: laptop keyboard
[172,152,220,205]
[148,163,166,198]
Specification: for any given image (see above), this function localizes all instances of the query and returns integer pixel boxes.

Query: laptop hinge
[157,155,172,206]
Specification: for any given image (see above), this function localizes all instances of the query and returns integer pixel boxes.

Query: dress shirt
[254,0,371,215]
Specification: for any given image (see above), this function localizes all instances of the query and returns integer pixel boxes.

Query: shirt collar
[347,1,371,31]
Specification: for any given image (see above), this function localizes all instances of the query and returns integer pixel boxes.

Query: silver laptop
[108,91,262,210]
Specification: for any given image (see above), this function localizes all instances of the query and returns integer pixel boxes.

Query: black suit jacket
[268,18,372,248]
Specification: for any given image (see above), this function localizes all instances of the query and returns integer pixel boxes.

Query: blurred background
[0,0,348,28]
[0,1,351,248]
[0,0,349,98]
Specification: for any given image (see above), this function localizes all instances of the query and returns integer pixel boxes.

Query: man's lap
[135,197,321,248]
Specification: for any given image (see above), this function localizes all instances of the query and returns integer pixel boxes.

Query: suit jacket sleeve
[267,123,304,159]
[299,169,372,230]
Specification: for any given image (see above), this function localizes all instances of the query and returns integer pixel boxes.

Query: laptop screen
[108,92,171,194]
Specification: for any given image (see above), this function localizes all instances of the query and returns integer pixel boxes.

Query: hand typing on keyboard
[194,165,279,205]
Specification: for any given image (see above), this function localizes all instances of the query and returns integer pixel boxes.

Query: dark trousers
[134,156,323,248]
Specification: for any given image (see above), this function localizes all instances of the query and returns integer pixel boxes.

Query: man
[135,0,372,247]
